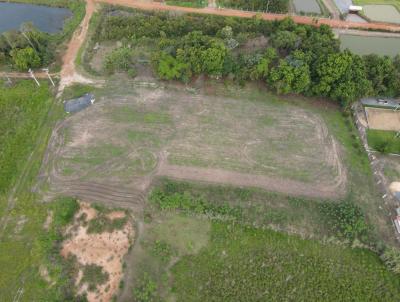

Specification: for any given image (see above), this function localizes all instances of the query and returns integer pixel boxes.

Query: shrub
[103,47,133,74]
[133,273,158,302]
[81,264,109,291]
[10,47,41,70]
[382,247,400,274]
[52,197,79,227]
[319,201,369,241]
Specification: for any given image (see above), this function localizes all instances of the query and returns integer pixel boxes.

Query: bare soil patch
[40,84,346,203]
[61,202,134,302]
[366,107,400,131]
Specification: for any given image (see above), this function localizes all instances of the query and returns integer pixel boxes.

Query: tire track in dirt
[38,118,145,210]
[156,151,345,200]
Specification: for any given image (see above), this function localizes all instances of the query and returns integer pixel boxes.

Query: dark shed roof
[64,93,95,113]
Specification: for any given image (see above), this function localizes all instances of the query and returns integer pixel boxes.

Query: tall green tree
[10,47,41,70]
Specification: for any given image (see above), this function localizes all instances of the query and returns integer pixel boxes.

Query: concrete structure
[361,97,400,110]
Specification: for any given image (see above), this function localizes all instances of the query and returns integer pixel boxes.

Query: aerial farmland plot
[43,81,345,203]
[3,2,400,302]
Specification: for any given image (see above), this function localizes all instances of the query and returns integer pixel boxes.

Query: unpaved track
[97,0,400,32]
[58,0,96,92]
[157,151,345,200]
[0,72,57,79]
[322,0,340,19]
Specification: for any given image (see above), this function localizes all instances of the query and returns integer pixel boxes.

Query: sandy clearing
[61,202,134,302]
[365,107,400,131]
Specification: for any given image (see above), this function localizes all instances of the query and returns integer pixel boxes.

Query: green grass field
[367,129,400,154]
[0,81,53,194]
[0,80,76,301]
[171,221,400,301]
[127,184,400,301]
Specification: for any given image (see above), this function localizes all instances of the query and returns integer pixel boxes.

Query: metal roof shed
[64,93,95,113]
[361,97,400,110]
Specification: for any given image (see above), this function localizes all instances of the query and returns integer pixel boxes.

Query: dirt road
[0,72,54,79]
[97,0,400,32]
[321,0,340,19]
[58,0,96,92]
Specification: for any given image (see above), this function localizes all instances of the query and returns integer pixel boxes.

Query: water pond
[340,34,400,57]
[293,0,321,14]
[0,2,72,33]
[363,5,400,24]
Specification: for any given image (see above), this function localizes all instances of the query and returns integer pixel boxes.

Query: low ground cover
[126,184,400,301]
[0,80,53,194]
[172,221,400,301]
[367,129,400,154]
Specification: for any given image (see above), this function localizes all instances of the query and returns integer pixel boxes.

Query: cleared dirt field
[40,82,346,204]
[366,107,400,131]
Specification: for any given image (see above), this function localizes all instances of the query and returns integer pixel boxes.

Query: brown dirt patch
[365,107,400,131]
[61,202,134,302]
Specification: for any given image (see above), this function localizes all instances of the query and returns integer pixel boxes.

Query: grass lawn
[0,81,54,194]
[171,221,400,301]
[367,129,400,154]
[0,80,73,301]
[166,0,208,8]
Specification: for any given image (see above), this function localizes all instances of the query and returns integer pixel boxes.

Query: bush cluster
[94,8,400,107]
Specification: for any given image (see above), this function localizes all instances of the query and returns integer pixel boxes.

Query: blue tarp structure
[64,93,95,113]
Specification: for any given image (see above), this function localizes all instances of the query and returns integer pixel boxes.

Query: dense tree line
[95,8,400,107]
[0,25,52,70]
[217,0,288,12]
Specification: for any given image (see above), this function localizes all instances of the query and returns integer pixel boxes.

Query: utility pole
[42,68,55,86]
[28,69,40,87]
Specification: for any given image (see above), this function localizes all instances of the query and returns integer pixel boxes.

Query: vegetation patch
[171,222,400,301]
[0,80,53,194]
[166,0,208,8]
[367,129,400,154]
[216,0,289,12]
[88,7,400,107]
[81,264,110,291]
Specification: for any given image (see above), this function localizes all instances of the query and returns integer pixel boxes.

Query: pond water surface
[363,5,400,24]
[0,2,72,33]
[340,34,400,57]
[293,0,321,14]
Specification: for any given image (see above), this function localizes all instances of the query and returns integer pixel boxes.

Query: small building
[64,93,95,114]
[349,5,363,13]
[361,97,400,110]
